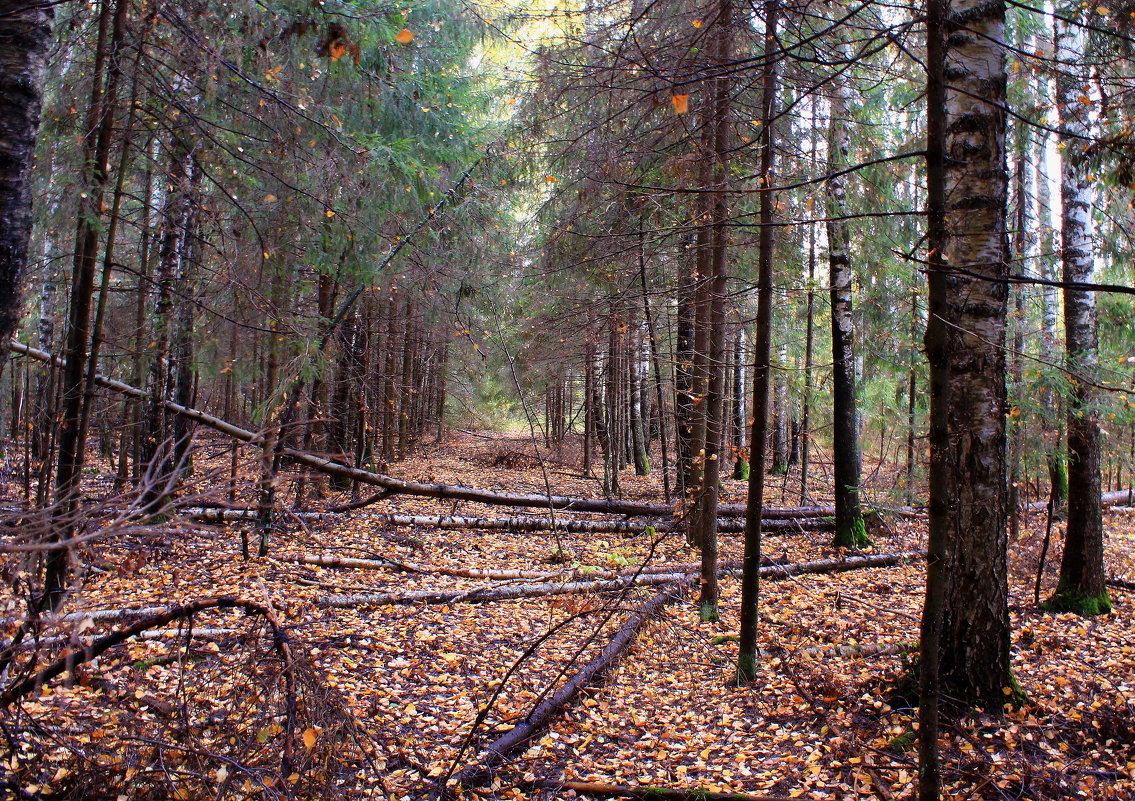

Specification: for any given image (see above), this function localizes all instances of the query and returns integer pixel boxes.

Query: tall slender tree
[736,0,778,684]
[1045,7,1109,615]
[825,42,868,548]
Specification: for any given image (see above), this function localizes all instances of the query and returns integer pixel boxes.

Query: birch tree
[0,2,53,373]
[1046,8,1110,615]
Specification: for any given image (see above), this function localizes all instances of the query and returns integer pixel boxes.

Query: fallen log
[1025,488,1134,512]
[183,507,835,534]
[452,583,686,790]
[318,552,921,609]
[321,571,687,608]
[15,338,837,519]
[282,554,767,581]
[0,606,170,628]
[15,627,240,649]
[282,553,561,581]
[793,640,917,660]
[531,779,793,801]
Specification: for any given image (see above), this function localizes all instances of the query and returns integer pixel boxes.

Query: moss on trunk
[832,516,871,548]
[1043,585,1112,616]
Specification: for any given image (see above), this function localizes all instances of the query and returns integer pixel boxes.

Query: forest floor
[2,432,1134,800]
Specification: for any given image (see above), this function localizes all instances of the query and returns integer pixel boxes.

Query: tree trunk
[1035,126,1067,519]
[638,224,671,498]
[629,325,650,475]
[770,340,789,475]
[800,127,817,502]
[825,54,867,548]
[732,327,749,480]
[1007,121,1030,542]
[140,135,197,509]
[674,270,696,498]
[736,0,778,684]
[920,0,1015,755]
[45,0,128,607]
[0,1,53,374]
[1047,14,1109,616]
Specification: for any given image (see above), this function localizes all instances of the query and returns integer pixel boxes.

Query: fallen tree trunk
[1025,488,1134,512]
[282,554,787,581]
[318,552,921,609]
[531,780,793,801]
[12,341,833,519]
[452,583,686,790]
[793,640,917,660]
[16,627,240,649]
[184,507,835,533]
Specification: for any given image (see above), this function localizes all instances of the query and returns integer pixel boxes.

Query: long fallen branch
[0,606,171,628]
[0,595,292,717]
[452,583,686,790]
[531,779,793,801]
[7,340,830,520]
[291,554,672,581]
[283,554,795,582]
[793,640,917,660]
[318,552,921,608]
[183,507,835,532]
[1025,488,1134,512]
[13,627,240,649]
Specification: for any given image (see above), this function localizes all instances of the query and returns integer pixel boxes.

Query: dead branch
[793,641,918,660]
[182,508,836,532]
[318,553,922,609]
[0,595,297,776]
[451,583,687,790]
[531,779,794,801]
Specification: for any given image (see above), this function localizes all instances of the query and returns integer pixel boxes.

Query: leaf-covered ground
[1,433,1133,800]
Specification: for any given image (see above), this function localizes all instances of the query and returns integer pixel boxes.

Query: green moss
[699,600,720,623]
[888,729,917,753]
[1042,585,1113,617]
[832,516,872,549]
[770,464,789,476]
[711,634,740,645]
[999,672,1029,711]
[732,651,758,685]
[732,459,749,480]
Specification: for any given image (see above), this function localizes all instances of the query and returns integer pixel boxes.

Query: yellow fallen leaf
[672,94,689,114]
[395,28,414,44]
[303,727,318,751]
